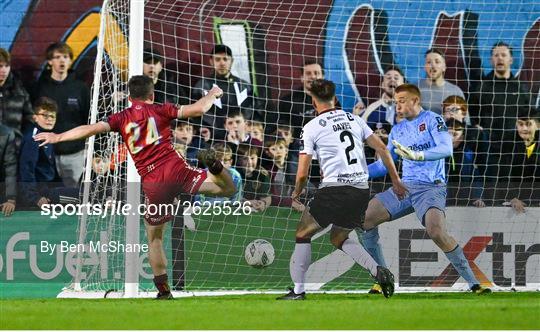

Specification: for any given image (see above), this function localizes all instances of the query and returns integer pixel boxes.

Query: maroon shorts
[142,155,207,225]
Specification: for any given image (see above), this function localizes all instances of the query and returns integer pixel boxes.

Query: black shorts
[308,186,370,229]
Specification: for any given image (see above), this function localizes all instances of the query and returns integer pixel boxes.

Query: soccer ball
[244,239,275,268]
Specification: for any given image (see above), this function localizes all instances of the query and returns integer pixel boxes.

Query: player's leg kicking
[329,225,394,298]
[422,208,491,294]
[142,149,236,300]
[277,208,394,300]
[362,186,491,295]
[196,149,235,197]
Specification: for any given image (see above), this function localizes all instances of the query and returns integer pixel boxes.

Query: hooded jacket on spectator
[0,73,33,141]
[0,124,17,202]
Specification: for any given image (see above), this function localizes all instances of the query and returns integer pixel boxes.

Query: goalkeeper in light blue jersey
[362,83,491,294]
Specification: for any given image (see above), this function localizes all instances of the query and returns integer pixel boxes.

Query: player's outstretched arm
[177,86,223,119]
[367,126,400,178]
[367,159,387,179]
[366,134,407,199]
[34,121,111,146]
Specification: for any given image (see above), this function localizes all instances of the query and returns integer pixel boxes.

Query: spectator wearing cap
[0,48,33,147]
[30,42,90,187]
[418,49,465,115]
[143,48,189,105]
[191,44,265,136]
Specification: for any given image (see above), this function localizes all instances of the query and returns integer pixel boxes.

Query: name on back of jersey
[332,122,352,132]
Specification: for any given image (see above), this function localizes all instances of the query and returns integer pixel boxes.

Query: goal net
[61,0,540,297]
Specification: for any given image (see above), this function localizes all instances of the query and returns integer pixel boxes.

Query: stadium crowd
[0,41,538,217]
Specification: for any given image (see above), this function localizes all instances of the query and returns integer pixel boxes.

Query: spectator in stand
[442,95,488,170]
[171,120,207,167]
[364,122,393,164]
[31,42,90,187]
[418,49,465,115]
[277,60,341,137]
[221,110,263,173]
[192,44,265,136]
[361,66,405,130]
[18,97,78,209]
[143,48,189,105]
[238,145,271,212]
[198,125,213,145]
[0,48,33,147]
[442,95,472,124]
[501,112,540,213]
[445,119,485,207]
[246,120,265,143]
[361,67,404,164]
[223,110,262,147]
[468,41,534,170]
[196,142,242,203]
[270,122,306,186]
[0,124,17,216]
[265,138,303,212]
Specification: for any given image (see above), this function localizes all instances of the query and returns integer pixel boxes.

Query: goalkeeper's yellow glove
[392,140,425,161]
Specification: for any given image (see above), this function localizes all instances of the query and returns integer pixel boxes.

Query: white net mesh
[69,0,540,295]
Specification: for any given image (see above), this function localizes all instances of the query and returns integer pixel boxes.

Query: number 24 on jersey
[124,117,161,154]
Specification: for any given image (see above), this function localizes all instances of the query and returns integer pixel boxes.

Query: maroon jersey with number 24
[107,101,207,225]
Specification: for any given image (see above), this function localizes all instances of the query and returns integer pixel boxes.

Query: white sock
[290,242,311,294]
[341,238,378,276]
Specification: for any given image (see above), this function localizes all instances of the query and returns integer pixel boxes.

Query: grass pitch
[1,292,539,329]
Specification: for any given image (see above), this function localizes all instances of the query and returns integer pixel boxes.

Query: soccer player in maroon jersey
[35,75,235,299]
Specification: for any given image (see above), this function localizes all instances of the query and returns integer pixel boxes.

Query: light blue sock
[445,245,479,288]
[361,228,387,267]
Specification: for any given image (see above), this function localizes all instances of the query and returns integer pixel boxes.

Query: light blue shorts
[375,182,446,225]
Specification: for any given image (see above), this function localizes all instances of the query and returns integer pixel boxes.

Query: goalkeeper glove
[392,140,424,161]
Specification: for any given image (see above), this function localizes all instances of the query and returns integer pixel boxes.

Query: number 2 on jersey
[340,131,357,165]
[125,117,161,154]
